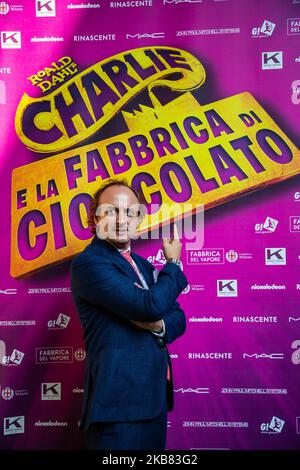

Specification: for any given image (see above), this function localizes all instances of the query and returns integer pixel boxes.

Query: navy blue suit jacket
[71,236,188,430]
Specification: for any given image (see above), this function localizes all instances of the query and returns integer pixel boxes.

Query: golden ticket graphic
[11,90,300,278]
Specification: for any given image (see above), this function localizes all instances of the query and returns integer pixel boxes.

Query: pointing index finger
[173,223,179,240]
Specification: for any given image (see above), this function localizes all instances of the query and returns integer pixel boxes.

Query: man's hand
[163,223,182,261]
[130,319,163,332]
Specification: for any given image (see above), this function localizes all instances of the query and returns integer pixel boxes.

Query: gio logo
[4,416,25,435]
[41,382,61,400]
[0,32,21,49]
[2,348,25,366]
[265,248,286,265]
[260,416,285,434]
[48,313,70,329]
[217,280,238,297]
[291,340,300,365]
[147,249,166,266]
[294,191,300,202]
[252,20,276,37]
[262,51,283,70]
[36,0,56,17]
[255,216,278,233]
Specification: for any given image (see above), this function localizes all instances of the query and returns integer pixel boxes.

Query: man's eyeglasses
[96,205,144,219]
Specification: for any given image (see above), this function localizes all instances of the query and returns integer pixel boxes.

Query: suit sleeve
[162,301,186,345]
[71,254,188,322]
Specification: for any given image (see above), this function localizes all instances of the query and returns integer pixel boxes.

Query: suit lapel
[131,253,154,288]
[91,236,154,287]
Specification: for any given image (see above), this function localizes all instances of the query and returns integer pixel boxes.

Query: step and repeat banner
[0,0,300,450]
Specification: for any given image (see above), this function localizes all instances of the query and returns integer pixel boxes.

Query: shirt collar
[104,238,131,253]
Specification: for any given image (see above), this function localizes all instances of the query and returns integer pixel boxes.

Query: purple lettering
[18,210,47,261]
[210,144,248,184]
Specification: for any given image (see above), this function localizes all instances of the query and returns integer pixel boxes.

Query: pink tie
[120,249,144,284]
[167,364,170,381]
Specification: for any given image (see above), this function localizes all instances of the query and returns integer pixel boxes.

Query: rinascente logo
[73,34,116,42]
[110,0,152,7]
[233,316,278,323]
[0,66,11,73]
[188,352,232,360]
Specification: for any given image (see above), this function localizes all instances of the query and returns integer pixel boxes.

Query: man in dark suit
[70,179,188,450]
